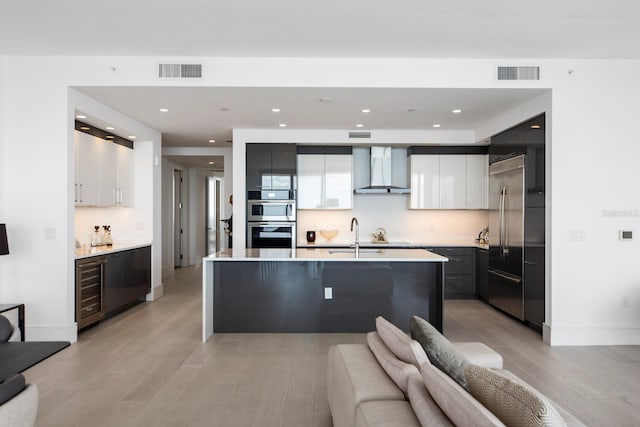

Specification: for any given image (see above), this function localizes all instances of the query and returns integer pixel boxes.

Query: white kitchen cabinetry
[466,155,488,209]
[409,155,440,209]
[75,131,135,207]
[409,154,488,209]
[75,132,101,206]
[297,154,352,209]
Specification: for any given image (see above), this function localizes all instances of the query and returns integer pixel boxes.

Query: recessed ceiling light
[128,136,136,139]
[159,108,169,112]
[105,126,115,130]
[407,108,416,112]
[80,127,90,131]
[361,109,371,113]
[452,109,462,114]
[530,125,541,129]
[208,139,216,143]
[208,161,215,165]
[271,108,281,113]
[220,107,229,112]
[432,124,441,128]
[75,114,87,119]
[356,124,364,128]
[319,97,333,103]
[105,135,114,139]
[279,123,287,127]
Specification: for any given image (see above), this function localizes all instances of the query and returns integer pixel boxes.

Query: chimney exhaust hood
[354,146,411,194]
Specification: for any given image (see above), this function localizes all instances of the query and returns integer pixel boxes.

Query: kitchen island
[202,248,447,341]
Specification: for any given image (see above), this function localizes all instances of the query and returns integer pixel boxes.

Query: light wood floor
[26,266,640,426]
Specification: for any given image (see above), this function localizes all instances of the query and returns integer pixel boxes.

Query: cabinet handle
[120,188,123,204]
[80,184,83,202]
[74,184,78,202]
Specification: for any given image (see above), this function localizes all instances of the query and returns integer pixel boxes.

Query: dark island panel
[213,260,443,333]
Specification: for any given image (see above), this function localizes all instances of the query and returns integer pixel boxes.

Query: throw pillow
[367,331,420,393]
[0,315,13,342]
[0,373,26,406]
[375,316,430,368]
[420,362,505,427]
[410,315,470,389]
[407,375,454,426]
[465,366,568,427]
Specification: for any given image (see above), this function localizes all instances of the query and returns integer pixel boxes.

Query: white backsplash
[75,207,151,245]
[297,194,488,245]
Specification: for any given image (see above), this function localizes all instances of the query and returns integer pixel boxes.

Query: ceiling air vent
[158,64,203,78]
[497,66,540,81]
[349,131,371,139]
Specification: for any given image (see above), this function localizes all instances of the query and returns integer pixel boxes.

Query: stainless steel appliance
[247,190,296,248]
[488,155,525,320]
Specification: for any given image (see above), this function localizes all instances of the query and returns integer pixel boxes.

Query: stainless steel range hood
[354,146,411,194]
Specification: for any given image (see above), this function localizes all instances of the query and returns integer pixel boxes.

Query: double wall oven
[247,190,296,248]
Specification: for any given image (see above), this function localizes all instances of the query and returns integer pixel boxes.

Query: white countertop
[297,239,489,250]
[75,241,152,259]
[204,247,448,262]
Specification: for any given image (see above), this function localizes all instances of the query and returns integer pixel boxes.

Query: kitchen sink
[328,248,384,254]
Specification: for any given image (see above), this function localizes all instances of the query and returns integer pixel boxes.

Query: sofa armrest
[453,342,503,369]
[0,384,38,427]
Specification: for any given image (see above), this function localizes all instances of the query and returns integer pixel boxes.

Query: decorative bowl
[319,229,339,241]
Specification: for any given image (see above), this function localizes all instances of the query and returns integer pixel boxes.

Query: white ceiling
[5,1,632,170]
[1,1,639,58]
[76,86,548,148]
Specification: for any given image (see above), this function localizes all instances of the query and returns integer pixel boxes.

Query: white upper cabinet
[75,132,101,206]
[74,131,135,207]
[466,154,488,209]
[409,155,440,209]
[409,154,488,209]
[439,155,467,209]
[297,154,353,209]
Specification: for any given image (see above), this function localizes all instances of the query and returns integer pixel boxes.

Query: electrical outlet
[324,287,333,300]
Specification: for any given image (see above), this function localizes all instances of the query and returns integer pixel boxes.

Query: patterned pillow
[410,315,470,389]
[465,366,568,427]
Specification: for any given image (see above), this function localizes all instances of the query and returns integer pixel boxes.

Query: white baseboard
[146,282,164,301]
[26,323,78,343]
[545,324,640,346]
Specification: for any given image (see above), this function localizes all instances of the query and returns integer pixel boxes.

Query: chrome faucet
[350,217,360,256]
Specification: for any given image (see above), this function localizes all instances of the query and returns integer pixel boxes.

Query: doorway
[173,169,184,268]
[206,176,222,255]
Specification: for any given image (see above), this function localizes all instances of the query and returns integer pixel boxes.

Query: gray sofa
[327,316,584,427]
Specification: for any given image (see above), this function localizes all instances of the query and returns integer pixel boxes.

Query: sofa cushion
[367,332,420,394]
[420,362,505,427]
[0,374,26,406]
[453,342,504,369]
[376,316,430,368]
[407,375,454,426]
[0,383,38,427]
[466,366,569,427]
[355,400,422,427]
[410,315,470,389]
[0,315,13,342]
[328,344,405,427]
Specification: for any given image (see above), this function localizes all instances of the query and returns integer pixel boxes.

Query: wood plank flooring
[25,266,640,426]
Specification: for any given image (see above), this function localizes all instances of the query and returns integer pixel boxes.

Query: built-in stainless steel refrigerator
[488,155,525,320]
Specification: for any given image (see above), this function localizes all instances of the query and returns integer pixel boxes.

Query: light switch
[324,287,333,300]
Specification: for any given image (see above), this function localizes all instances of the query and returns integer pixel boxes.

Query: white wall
[0,56,638,345]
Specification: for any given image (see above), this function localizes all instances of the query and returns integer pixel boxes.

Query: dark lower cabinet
[427,247,475,299]
[475,248,489,301]
[105,246,151,316]
[76,246,151,330]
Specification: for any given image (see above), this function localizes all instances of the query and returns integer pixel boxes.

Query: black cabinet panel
[428,247,475,299]
[475,248,489,301]
[213,261,444,333]
[246,143,297,190]
[104,246,151,316]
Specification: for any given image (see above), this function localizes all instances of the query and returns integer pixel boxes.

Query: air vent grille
[348,131,371,138]
[158,64,203,78]
[497,66,540,81]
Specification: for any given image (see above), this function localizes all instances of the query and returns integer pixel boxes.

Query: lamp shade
[0,224,9,255]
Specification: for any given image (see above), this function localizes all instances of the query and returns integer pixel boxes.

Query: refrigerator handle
[499,186,506,256]
[503,186,509,257]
